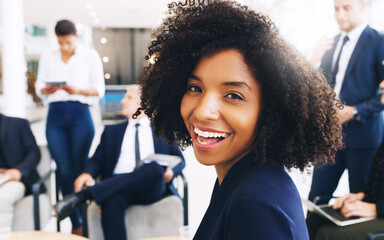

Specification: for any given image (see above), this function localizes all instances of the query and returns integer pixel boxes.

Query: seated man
[306,81,384,240]
[306,138,384,240]
[0,113,41,229]
[54,85,185,240]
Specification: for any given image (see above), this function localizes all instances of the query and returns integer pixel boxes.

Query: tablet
[302,198,375,226]
[45,81,67,87]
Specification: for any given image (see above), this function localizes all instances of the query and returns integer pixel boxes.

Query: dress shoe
[72,226,83,236]
[53,193,84,221]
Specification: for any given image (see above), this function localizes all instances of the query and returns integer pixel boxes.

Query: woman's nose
[194,94,220,121]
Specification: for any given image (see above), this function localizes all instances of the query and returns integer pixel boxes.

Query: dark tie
[134,123,141,166]
[332,35,349,84]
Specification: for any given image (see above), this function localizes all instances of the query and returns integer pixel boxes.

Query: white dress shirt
[36,45,105,105]
[113,117,155,174]
[332,23,367,97]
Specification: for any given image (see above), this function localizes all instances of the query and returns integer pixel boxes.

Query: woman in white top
[35,19,105,235]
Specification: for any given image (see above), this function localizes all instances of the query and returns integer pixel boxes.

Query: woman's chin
[193,151,216,166]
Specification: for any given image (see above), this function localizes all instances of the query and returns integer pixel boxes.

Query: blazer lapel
[343,26,372,87]
[321,35,340,84]
[110,121,128,170]
[152,127,159,153]
[116,120,128,154]
[0,114,7,145]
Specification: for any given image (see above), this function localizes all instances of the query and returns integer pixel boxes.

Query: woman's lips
[192,126,230,150]
[196,135,225,145]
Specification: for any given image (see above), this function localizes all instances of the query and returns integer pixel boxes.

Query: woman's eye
[225,93,244,100]
[188,85,202,93]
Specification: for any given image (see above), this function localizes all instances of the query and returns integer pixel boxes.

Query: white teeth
[194,127,229,138]
[197,136,208,145]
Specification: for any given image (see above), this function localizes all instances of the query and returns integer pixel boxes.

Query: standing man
[0,114,41,230]
[308,0,384,202]
[54,85,185,240]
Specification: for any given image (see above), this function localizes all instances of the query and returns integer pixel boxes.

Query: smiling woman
[137,0,343,239]
[180,49,262,184]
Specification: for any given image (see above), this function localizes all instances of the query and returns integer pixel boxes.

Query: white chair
[85,173,188,240]
[12,145,58,231]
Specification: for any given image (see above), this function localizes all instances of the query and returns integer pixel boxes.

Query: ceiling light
[104,73,111,79]
[100,37,107,44]
[103,57,109,63]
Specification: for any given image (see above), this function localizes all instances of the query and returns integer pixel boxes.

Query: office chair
[12,145,59,231]
[83,172,188,240]
[367,231,384,240]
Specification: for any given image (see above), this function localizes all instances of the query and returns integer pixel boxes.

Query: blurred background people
[35,19,105,235]
[0,113,41,231]
[54,85,185,240]
[306,137,384,240]
[308,0,384,204]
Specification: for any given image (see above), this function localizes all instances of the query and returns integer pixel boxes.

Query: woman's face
[180,49,262,181]
[57,34,78,55]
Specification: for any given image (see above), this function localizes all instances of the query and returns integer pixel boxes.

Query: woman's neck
[61,51,75,64]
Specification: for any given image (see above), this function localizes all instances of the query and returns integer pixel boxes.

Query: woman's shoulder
[224,169,308,240]
[230,163,301,206]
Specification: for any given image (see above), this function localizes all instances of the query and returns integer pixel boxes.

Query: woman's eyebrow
[189,74,201,81]
[222,81,251,90]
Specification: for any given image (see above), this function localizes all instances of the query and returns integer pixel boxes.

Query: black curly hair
[137,0,343,171]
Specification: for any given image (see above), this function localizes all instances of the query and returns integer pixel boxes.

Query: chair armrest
[32,168,53,194]
[178,172,188,226]
[367,231,384,240]
[31,168,54,230]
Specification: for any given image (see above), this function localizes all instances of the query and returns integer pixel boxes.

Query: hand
[310,35,334,66]
[164,168,174,183]
[4,169,22,181]
[74,173,95,193]
[332,192,365,209]
[340,200,377,218]
[41,85,60,95]
[61,85,80,95]
[379,80,384,104]
[336,105,356,124]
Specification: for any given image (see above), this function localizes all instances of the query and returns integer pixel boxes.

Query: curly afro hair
[137,0,343,171]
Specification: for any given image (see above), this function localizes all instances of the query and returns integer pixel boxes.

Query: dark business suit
[0,114,41,195]
[309,26,384,202]
[82,120,185,240]
[194,152,309,240]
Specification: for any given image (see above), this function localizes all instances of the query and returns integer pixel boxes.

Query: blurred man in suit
[54,85,185,240]
[308,0,384,202]
[0,114,41,229]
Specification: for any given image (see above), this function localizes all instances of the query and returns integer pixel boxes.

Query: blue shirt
[193,152,309,240]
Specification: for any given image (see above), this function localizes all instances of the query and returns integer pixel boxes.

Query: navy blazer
[320,26,384,149]
[0,114,41,195]
[193,152,309,240]
[83,120,185,196]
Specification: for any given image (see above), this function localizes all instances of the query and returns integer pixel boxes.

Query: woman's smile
[192,125,231,151]
[194,126,230,145]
